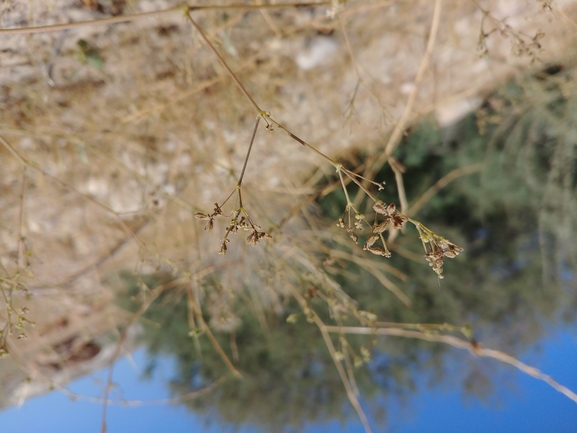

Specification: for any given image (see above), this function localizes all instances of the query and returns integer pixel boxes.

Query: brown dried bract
[366,246,391,258]
[372,202,408,230]
[363,235,379,250]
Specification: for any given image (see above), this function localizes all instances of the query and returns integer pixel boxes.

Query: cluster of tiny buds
[195,204,272,255]
[336,211,363,244]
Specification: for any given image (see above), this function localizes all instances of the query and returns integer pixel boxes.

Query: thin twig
[16,168,27,269]
[0,2,331,35]
[325,325,577,405]
[100,278,185,433]
[365,0,443,179]
[238,117,261,187]
[185,11,263,115]
[288,288,374,433]
[407,163,484,217]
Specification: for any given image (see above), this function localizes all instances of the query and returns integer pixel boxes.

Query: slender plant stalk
[0,2,331,35]
[238,117,261,187]
[185,12,263,115]
[324,325,577,405]
[408,163,484,216]
[288,286,374,433]
[364,0,442,182]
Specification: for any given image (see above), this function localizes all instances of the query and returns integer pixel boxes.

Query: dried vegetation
[1,0,577,430]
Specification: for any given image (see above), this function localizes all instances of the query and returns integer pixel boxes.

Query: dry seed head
[363,235,379,250]
[373,221,388,234]
[246,229,272,246]
[246,231,258,246]
[204,218,214,232]
[366,246,391,258]
[350,231,359,244]
[213,203,223,215]
[391,213,408,229]
[219,238,230,255]
[373,203,388,214]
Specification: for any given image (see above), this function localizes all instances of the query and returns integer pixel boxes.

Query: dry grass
[1,0,577,431]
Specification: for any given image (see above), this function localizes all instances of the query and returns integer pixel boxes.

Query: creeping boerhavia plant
[187,6,463,278]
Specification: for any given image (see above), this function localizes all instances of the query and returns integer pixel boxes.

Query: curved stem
[0,6,182,35]
[0,2,331,35]
[185,12,263,114]
[364,0,442,181]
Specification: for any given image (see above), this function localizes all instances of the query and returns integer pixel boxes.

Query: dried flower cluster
[415,223,464,279]
[185,10,462,278]
[336,205,364,244]
[195,203,272,255]
[0,278,33,357]
[477,9,545,62]
[362,202,407,258]
[373,202,408,229]
[194,203,223,233]
[335,199,463,278]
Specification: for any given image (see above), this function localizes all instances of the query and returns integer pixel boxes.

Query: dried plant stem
[390,157,408,213]
[100,278,186,433]
[16,168,27,269]
[338,13,391,122]
[325,326,577,405]
[267,118,340,166]
[238,117,261,188]
[0,134,180,274]
[0,2,331,35]
[365,0,442,180]
[288,287,374,433]
[230,117,262,212]
[408,163,484,216]
[0,6,182,35]
[384,0,442,157]
[341,168,380,203]
[184,11,344,170]
[338,169,354,206]
[184,10,388,211]
[188,283,243,378]
[185,12,263,115]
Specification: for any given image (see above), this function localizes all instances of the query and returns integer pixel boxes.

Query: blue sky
[2,329,576,433]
